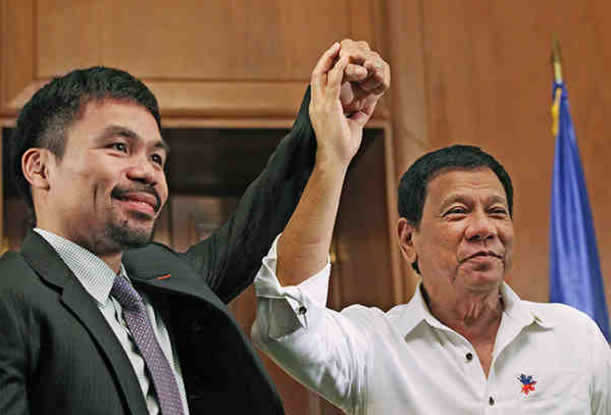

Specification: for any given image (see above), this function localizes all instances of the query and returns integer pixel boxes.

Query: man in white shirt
[252,129,611,411]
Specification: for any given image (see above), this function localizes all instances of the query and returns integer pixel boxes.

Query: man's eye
[151,154,164,165]
[111,143,128,152]
[490,208,508,217]
[445,207,466,216]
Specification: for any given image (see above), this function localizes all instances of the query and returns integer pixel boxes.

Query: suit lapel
[124,246,229,312]
[124,244,286,413]
[135,273,226,309]
[20,231,149,415]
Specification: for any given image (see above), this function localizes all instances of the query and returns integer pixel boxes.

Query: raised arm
[182,40,389,303]
[180,87,315,303]
[277,40,388,285]
[252,43,390,410]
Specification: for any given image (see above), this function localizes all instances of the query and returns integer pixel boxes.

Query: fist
[338,39,391,115]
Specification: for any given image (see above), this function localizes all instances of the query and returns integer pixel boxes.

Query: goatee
[106,220,153,249]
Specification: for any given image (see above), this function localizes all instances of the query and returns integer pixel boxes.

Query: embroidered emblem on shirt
[518,374,537,395]
[156,274,172,280]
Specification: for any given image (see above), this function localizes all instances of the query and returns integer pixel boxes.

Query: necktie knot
[111,275,143,312]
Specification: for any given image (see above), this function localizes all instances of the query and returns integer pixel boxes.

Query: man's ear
[22,148,52,190]
[397,217,418,265]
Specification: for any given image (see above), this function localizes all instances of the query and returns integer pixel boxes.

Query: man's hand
[275,43,387,285]
[339,39,391,116]
[309,42,366,167]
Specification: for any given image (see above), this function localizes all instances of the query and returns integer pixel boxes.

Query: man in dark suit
[0,40,389,414]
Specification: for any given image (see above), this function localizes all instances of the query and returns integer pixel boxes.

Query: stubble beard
[103,210,156,252]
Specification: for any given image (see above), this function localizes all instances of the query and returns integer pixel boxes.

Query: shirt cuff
[254,234,331,327]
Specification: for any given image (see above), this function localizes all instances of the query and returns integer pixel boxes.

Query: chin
[461,272,504,291]
[107,221,154,249]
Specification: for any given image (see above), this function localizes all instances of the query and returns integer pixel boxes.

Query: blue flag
[549,81,610,341]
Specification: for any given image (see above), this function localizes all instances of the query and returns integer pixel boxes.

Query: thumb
[348,100,377,127]
[349,111,369,126]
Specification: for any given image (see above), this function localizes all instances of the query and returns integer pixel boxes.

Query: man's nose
[465,211,496,242]
[126,156,157,185]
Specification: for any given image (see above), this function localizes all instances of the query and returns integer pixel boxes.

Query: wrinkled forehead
[424,166,508,205]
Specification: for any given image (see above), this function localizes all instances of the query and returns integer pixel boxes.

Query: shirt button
[297,306,307,315]
[489,396,495,406]
[465,352,473,361]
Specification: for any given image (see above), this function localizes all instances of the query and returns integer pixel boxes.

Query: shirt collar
[389,279,553,337]
[34,228,122,306]
[499,282,554,329]
[387,280,445,336]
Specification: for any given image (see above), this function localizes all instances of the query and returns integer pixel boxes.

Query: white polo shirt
[252,237,610,414]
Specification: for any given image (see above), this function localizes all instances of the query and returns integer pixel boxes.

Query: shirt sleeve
[590,321,611,415]
[251,235,369,412]
[253,234,331,331]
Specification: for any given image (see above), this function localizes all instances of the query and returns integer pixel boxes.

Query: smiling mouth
[461,252,503,263]
[111,187,161,217]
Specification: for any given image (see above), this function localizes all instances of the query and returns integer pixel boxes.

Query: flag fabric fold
[549,81,610,341]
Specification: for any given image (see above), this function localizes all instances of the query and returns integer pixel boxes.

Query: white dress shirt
[252,237,611,414]
[35,228,190,415]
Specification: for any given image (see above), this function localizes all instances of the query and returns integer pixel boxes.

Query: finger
[339,82,355,108]
[361,60,388,93]
[349,97,378,127]
[339,39,371,65]
[311,42,341,96]
[370,82,388,96]
[384,61,391,90]
[347,83,371,102]
[313,42,341,75]
[327,56,350,96]
[339,49,367,65]
[344,64,368,82]
[340,39,370,51]
[359,74,383,93]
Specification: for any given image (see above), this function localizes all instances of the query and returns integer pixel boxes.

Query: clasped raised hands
[309,40,390,168]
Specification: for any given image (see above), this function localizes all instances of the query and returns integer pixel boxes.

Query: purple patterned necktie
[111,275,185,415]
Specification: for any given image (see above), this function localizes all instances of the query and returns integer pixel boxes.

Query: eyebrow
[97,125,171,154]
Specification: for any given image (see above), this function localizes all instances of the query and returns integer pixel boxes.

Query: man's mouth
[460,251,503,263]
[111,187,161,217]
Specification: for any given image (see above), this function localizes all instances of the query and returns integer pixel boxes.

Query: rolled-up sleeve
[251,235,368,412]
[253,235,330,336]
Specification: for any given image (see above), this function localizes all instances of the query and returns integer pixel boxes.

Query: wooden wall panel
[102,0,350,80]
[38,1,103,72]
[37,0,350,80]
[0,0,35,114]
[333,131,395,310]
[1,0,390,119]
[386,0,430,300]
[409,0,611,312]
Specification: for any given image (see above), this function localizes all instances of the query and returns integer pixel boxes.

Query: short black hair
[9,66,161,213]
[397,145,513,272]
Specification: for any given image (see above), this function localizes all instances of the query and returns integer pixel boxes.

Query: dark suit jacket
[0,90,316,414]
